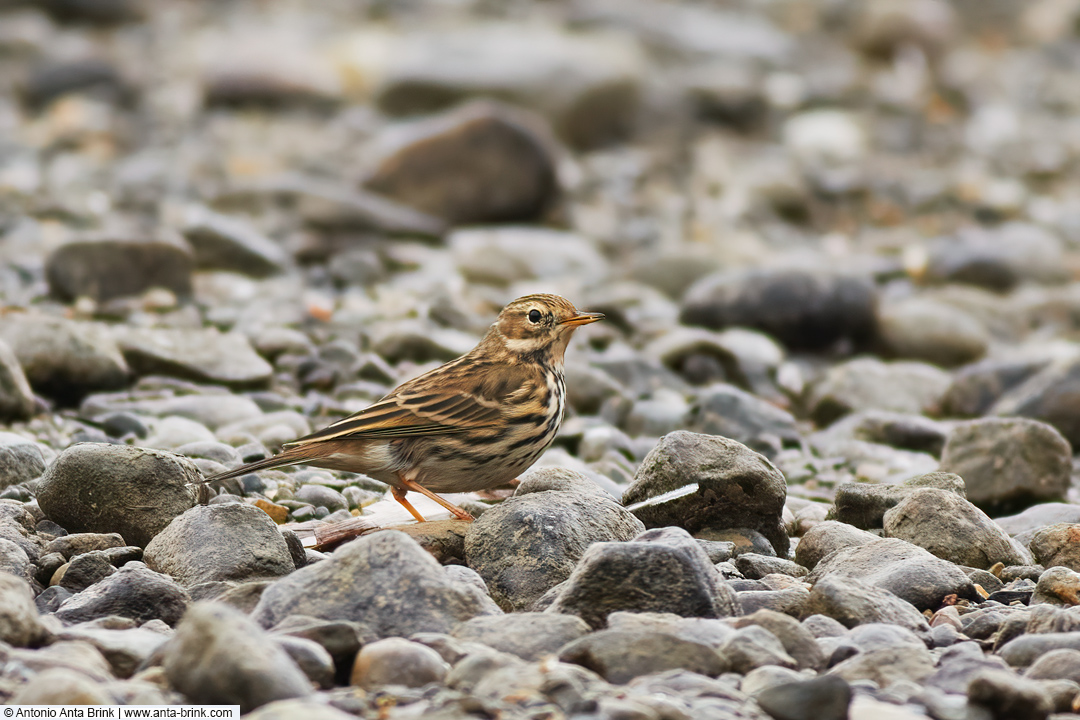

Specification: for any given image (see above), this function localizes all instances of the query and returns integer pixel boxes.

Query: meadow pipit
[204,294,604,522]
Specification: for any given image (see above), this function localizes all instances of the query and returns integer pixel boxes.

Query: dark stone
[623,431,788,556]
[968,668,1054,720]
[685,383,801,459]
[45,236,194,303]
[942,358,1048,418]
[54,563,189,626]
[58,550,116,592]
[680,269,877,352]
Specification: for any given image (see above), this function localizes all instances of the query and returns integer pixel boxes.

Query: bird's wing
[286,360,533,446]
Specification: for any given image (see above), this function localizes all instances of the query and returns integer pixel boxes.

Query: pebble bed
[3,1,1080,719]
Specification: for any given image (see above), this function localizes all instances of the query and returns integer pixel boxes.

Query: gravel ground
[5,0,1080,718]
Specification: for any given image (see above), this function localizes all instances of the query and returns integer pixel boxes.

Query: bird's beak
[561,311,605,326]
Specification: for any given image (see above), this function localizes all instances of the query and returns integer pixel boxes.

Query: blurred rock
[832,472,964,529]
[851,0,957,60]
[374,25,645,149]
[0,574,45,646]
[876,297,989,367]
[0,338,35,422]
[451,227,606,287]
[1030,525,1080,574]
[940,418,1071,513]
[181,206,287,278]
[0,432,48,489]
[163,602,312,713]
[364,102,559,226]
[350,637,448,690]
[941,358,1048,418]
[804,575,931,640]
[685,384,800,459]
[991,357,1080,447]
[0,314,129,404]
[681,269,877,352]
[809,358,951,425]
[924,223,1068,292]
[113,327,273,390]
[45,235,194,303]
[452,613,590,661]
[559,629,725,684]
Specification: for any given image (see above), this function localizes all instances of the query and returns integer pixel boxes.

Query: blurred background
[2,0,1080,506]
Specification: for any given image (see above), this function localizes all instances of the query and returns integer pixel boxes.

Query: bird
[203,294,604,523]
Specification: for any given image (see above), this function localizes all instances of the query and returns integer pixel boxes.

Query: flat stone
[181,205,288,278]
[45,235,194,303]
[804,575,931,640]
[113,327,273,389]
[452,613,590,661]
[54,562,189,626]
[558,629,725,684]
[832,472,966,530]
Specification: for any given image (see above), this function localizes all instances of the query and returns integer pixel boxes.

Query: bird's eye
[528,309,542,323]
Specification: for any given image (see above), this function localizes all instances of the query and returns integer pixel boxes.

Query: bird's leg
[391,486,428,523]
[396,474,475,522]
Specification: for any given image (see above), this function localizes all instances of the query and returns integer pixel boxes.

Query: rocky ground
[6,0,1080,718]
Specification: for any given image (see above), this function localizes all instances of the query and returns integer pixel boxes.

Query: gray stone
[812,411,950,458]
[0,574,44,646]
[0,537,31,580]
[623,431,788,555]
[827,645,934,688]
[734,553,808,580]
[997,504,1080,537]
[808,358,951,425]
[546,527,738,628]
[804,575,931,640]
[252,531,499,637]
[452,613,590,661]
[162,602,312,712]
[114,327,273,390]
[272,635,335,690]
[464,470,644,611]
[831,472,966,530]
[924,642,1011,694]
[942,357,1047,418]
[808,537,979,610]
[755,675,851,720]
[968,668,1054,720]
[269,615,369,681]
[0,433,47,490]
[364,101,559,226]
[605,611,735,649]
[1000,634,1080,667]
[181,205,288,278]
[940,418,1072,513]
[884,489,1028,569]
[58,550,116,592]
[243,700,356,720]
[44,532,126,559]
[794,521,878,570]
[0,339,34,422]
[876,297,989,367]
[350,637,449,689]
[685,383,801,458]
[37,443,200,547]
[144,504,295,586]
[733,609,825,671]
[558,630,725,684]
[45,235,194,303]
[55,562,189,626]
[0,314,129,404]
[680,269,877,352]
[1025,648,1080,683]
[292,485,348,513]
[716,625,796,674]
[375,26,644,149]
[56,624,170,679]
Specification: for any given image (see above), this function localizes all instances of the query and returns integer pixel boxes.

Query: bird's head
[487,294,604,362]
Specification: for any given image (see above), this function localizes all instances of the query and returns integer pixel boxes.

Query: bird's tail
[200,449,307,484]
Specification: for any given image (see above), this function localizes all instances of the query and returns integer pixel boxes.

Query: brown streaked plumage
[203,294,603,522]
